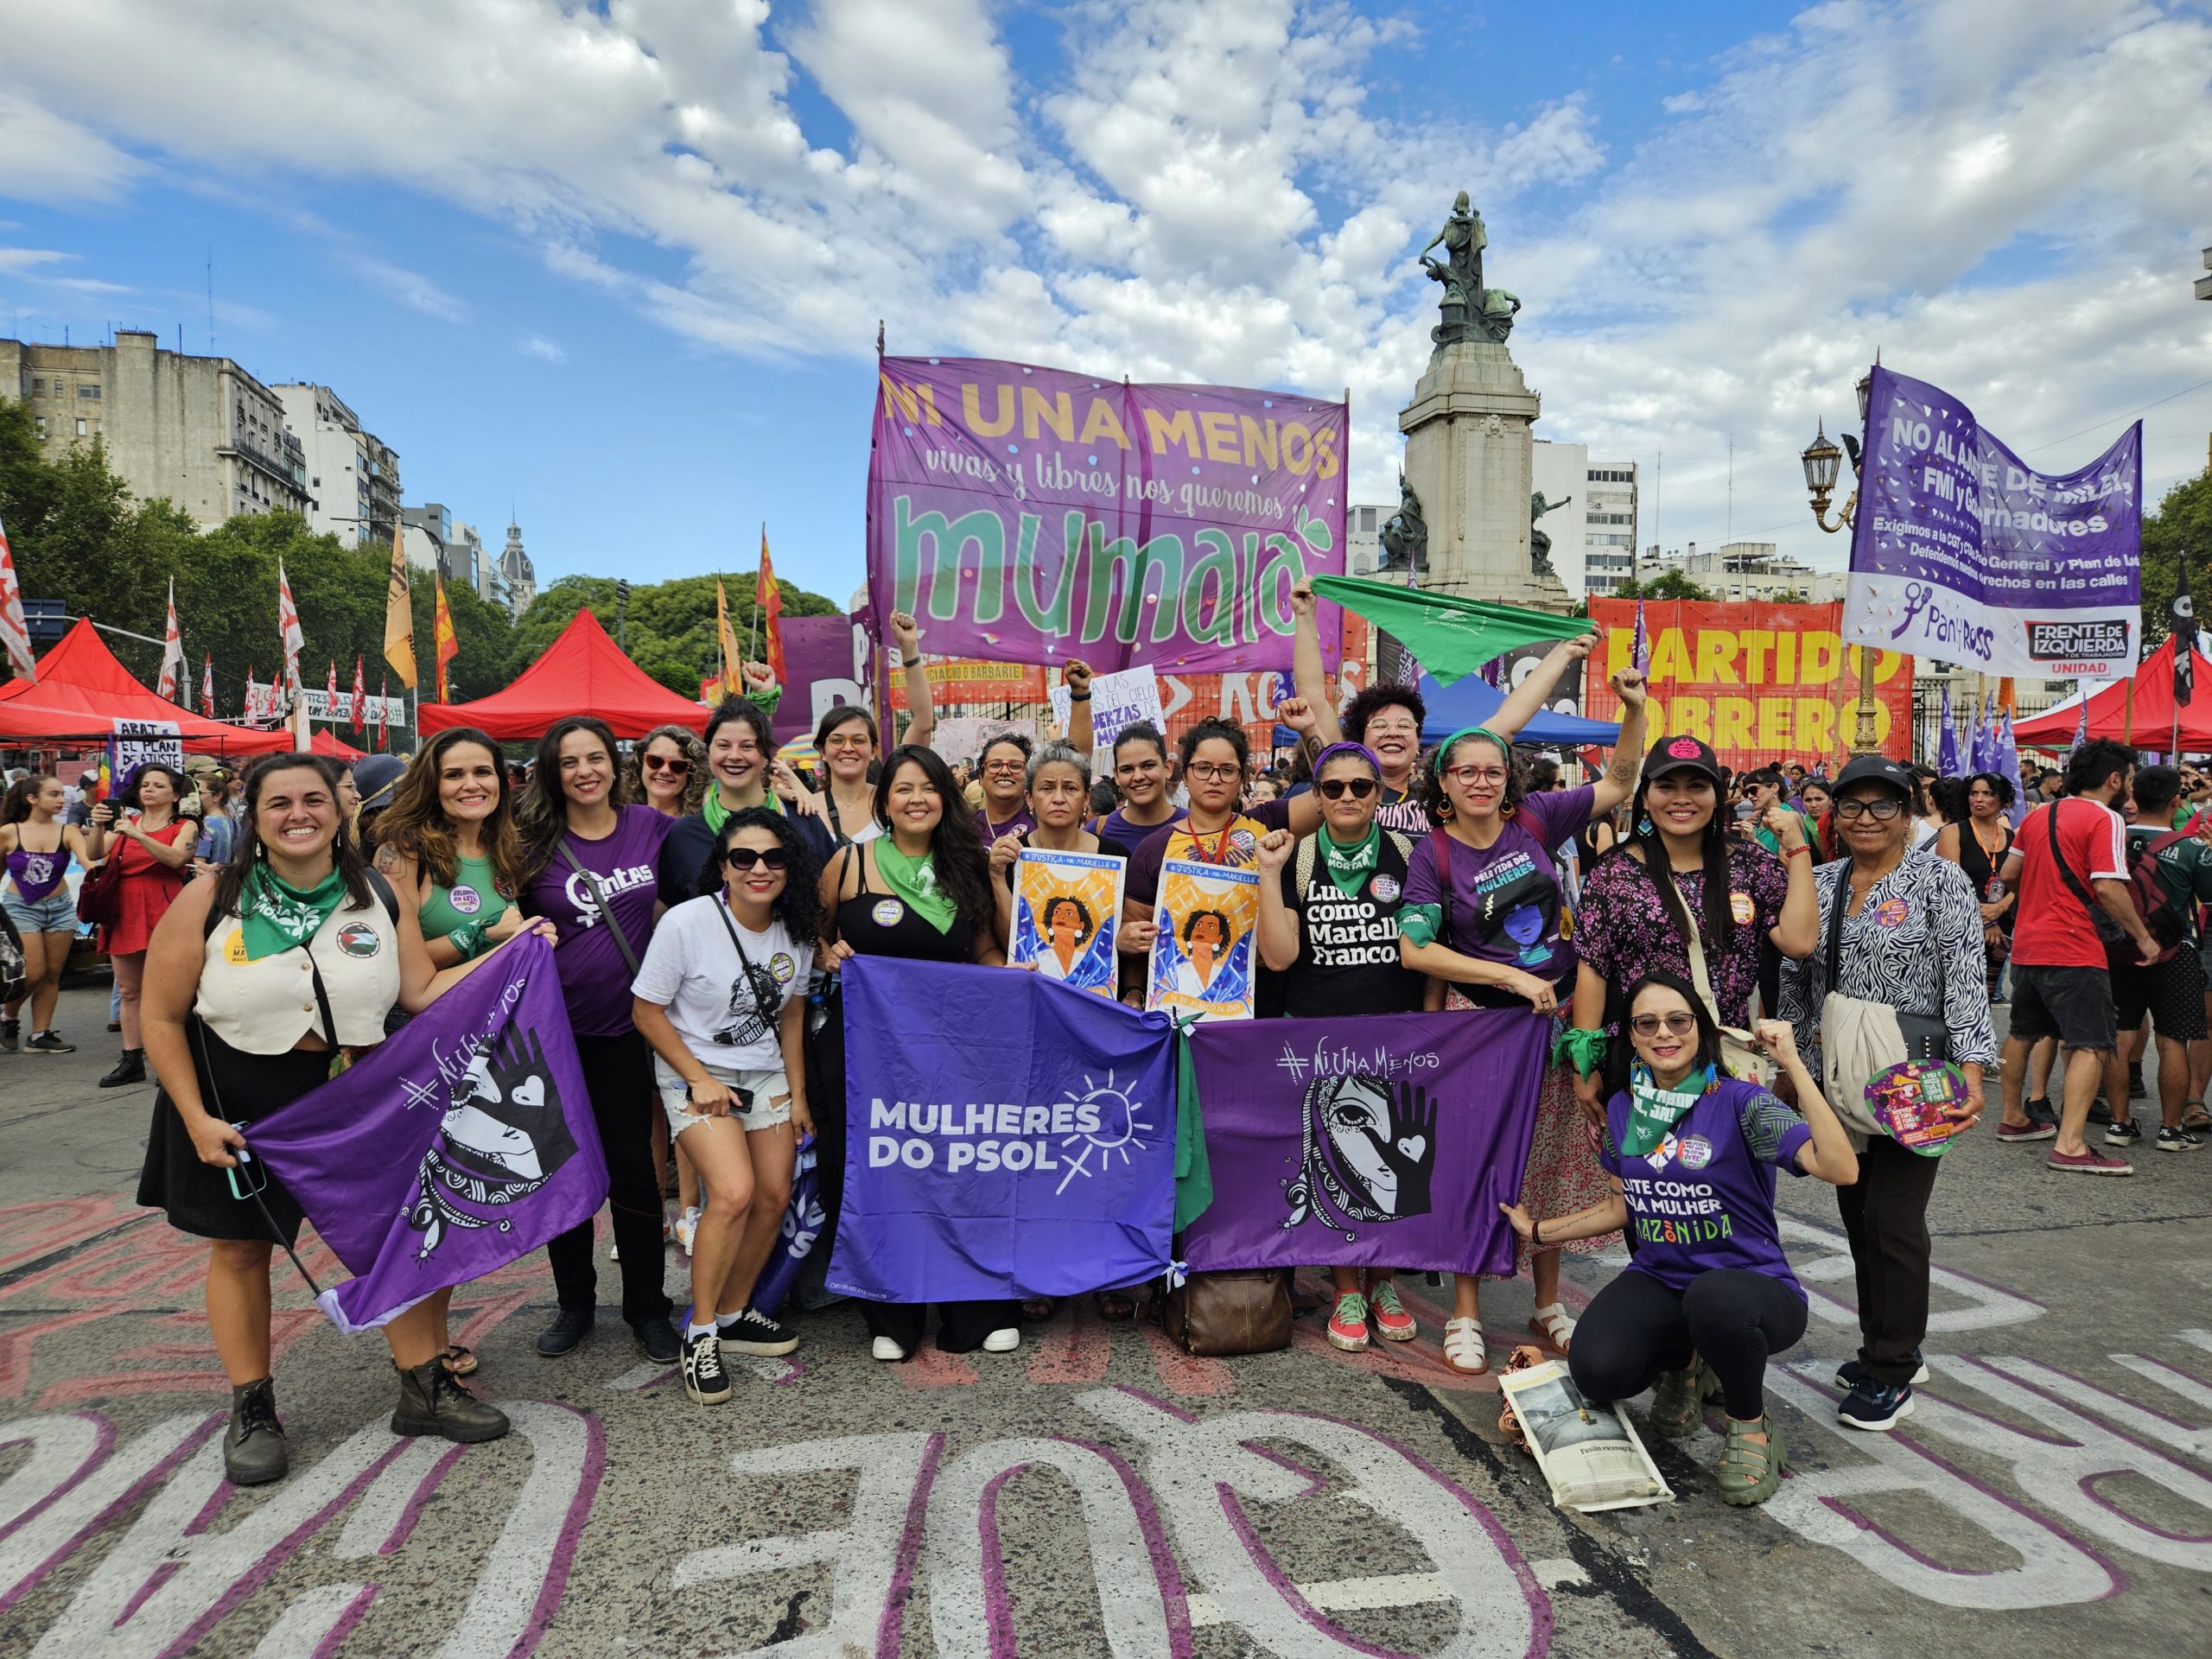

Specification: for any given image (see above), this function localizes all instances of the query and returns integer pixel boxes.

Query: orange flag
[434,575,459,702]
[715,579,745,697]
[759,527,786,687]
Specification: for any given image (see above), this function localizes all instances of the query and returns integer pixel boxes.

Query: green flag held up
[1313,575,1591,685]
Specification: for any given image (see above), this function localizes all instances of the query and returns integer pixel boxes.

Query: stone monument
[1397,192,1571,611]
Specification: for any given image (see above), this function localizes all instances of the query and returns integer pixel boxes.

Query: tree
[2137,467,2212,646]
[1611,569,1715,602]
[508,570,839,696]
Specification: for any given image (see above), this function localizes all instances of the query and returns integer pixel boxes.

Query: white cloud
[517,333,565,363]
[0,0,2205,576]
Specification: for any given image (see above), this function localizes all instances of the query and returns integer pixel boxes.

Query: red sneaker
[1368,1280,1418,1342]
[1326,1291,1370,1351]
[1995,1119,2056,1143]
[2047,1146,2133,1176]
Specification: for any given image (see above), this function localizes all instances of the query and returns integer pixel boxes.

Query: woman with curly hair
[1397,634,1647,1375]
[628,724,708,820]
[816,744,1013,1359]
[632,806,819,1401]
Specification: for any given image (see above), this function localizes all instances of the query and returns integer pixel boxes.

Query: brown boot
[390,1357,510,1444]
[224,1377,289,1485]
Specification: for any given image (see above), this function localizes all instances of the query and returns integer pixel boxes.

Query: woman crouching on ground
[1503,971,1857,1505]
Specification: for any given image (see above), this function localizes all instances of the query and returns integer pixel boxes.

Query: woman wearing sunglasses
[1397,636,1647,1374]
[630,725,709,819]
[632,808,818,1402]
[1504,971,1857,1506]
[1256,741,1436,1351]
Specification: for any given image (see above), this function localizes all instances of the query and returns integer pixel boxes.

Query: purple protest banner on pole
[246,931,608,1334]
[775,613,864,744]
[1843,365,2141,679]
[1183,1006,1548,1278]
[868,355,1349,675]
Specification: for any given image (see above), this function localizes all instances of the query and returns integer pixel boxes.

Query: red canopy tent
[2013,636,2212,750]
[0,620,296,753]
[310,728,367,762]
[417,607,710,741]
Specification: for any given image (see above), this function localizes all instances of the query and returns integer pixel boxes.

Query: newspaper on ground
[1497,1357,1675,1512]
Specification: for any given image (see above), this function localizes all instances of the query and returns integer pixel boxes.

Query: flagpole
[748,526,762,663]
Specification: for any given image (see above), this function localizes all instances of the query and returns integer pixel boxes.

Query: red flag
[244,664,257,722]
[377,672,390,751]
[759,528,786,687]
[276,561,303,701]
[0,509,32,683]
[351,656,367,734]
[200,654,214,718]
[326,659,339,725]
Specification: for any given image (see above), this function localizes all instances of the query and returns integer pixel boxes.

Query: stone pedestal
[1398,339,1573,613]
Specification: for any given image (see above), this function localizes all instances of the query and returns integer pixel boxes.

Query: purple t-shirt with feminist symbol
[1599,1076,1812,1299]
[523,804,673,1037]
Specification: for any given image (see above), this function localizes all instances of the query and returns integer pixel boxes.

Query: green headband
[1433,726,1512,776]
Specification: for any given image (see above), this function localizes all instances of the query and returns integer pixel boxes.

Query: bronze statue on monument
[1421,192,1518,346]
[1529,491,1571,578]
[1377,474,1427,575]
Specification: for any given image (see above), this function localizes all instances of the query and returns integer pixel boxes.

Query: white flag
[0,510,33,682]
[277,559,304,700]
[156,576,185,702]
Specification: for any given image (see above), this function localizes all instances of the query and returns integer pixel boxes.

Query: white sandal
[1530,1303,1576,1351]
[1443,1316,1489,1375]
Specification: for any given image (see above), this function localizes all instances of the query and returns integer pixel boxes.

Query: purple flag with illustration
[1937,683,1959,777]
[248,931,607,1333]
[830,957,1178,1301]
[868,355,1349,674]
[1843,365,2141,679]
[1183,1006,1548,1278]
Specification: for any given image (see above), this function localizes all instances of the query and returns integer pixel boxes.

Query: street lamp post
[615,580,630,654]
[1802,366,1883,753]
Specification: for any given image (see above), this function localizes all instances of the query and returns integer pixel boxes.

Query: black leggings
[546,1028,671,1325]
[1569,1268,1808,1421]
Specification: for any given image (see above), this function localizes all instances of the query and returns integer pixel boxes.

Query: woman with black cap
[1777,753,1994,1433]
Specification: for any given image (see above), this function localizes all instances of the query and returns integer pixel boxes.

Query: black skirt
[137,1025,334,1244]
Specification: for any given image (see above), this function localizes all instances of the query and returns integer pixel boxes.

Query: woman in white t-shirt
[632,806,817,1406]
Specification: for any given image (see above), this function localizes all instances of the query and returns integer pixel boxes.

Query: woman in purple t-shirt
[1504,971,1859,1507]
[1398,639,1648,1376]
[518,715,679,1366]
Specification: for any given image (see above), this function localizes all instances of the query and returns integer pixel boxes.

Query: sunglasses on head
[644,755,691,775]
[1316,776,1378,800]
[722,846,788,871]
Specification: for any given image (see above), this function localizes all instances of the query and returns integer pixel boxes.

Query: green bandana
[238,863,347,962]
[1319,823,1382,899]
[872,836,957,933]
[702,788,781,836]
[1620,1067,1709,1158]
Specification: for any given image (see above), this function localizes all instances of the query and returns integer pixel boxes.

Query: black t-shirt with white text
[1278,832,1426,1018]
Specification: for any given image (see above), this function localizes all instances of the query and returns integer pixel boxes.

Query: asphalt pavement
[2,981,2209,1657]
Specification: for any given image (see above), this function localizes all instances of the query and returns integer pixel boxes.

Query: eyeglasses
[1317,777,1378,801]
[1186,761,1243,782]
[824,734,872,751]
[1441,766,1507,786]
[1834,797,1905,822]
[722,846,789,871]
[643,755,691,776]
[1629,1012,1699,1038]
[1363,717,1421,736]
[985,760,1026,774]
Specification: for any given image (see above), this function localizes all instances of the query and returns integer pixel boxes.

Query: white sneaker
[871,1336,906,1362]
[675,1207,700,1255]
[982,1326,1020,1354]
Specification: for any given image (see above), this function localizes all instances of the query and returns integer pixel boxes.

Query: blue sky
[2,1,2208,607]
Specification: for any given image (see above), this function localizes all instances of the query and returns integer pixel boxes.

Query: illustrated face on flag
[410,1025,582,1260]
[1011,849,1123,996]
[1148,857,1258,1019]
[1182,1006,1550,1277]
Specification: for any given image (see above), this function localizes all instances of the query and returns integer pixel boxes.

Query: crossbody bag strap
[557,840,644,979]
[2044,801,2106,918]
[709,894,772,1029]
[1822,860,1850,998]
[1675,888,1726,1029]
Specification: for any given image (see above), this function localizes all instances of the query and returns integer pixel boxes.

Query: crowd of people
[1,601,2201,1510]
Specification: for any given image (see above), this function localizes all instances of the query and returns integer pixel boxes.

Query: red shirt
[2011,798,2127,969]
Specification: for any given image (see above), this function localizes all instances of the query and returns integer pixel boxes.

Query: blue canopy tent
[1414,672,1621,747]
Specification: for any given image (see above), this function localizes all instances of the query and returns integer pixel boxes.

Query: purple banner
[1843,365,2141,678]
[868,355,1348,675]
[1183,1007,1548,1277]
[247,931,608,1333]
[777,613,865,744]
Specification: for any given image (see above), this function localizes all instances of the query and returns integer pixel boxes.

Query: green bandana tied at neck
[872,836,957,933]
[1319,823,1382,899]
[702,788,781,836]
[238,863,348,962]
[1620,1066,1709,1158]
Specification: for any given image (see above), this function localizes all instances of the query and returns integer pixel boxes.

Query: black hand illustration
[1377,1080,1436,1218]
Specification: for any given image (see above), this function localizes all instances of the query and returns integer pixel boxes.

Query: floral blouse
[1574,841,1789,1029]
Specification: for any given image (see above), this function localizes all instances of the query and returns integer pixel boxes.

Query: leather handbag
[75,855,124,932]
[1161,1269,1293,1357]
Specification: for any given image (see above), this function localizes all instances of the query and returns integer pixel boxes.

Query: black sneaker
[2128,1064,2146,1099]
[2086,1096,2113,1126]
[0,1020,17,1052]
[2024,1096,2058,1128]
[22,1031,73,1055]
[720,1306,800,1357]
[682,1330,732,1404]
[1834,1351,1930,1389]
[2157,1125,2205,1153]
[629,1315,681,1364]
[534,1307,594,1357]
[1838,1380,1916,1432]
[2105,1119,2144,1147]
